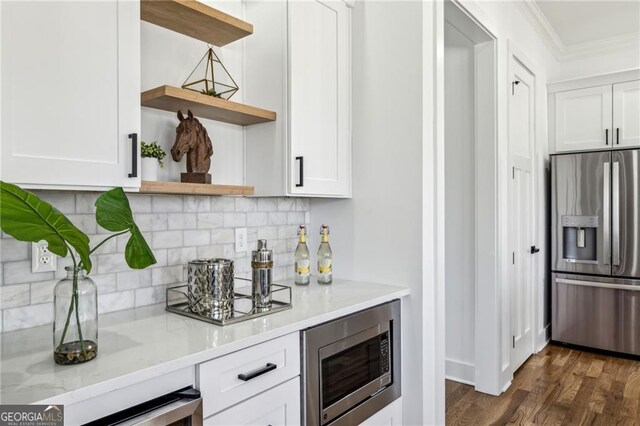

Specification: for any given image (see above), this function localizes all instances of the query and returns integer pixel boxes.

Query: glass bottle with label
[317,224,332,284]
[294,225,310,285]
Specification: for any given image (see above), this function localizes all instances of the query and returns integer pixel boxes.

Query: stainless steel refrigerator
[552,149,640,356]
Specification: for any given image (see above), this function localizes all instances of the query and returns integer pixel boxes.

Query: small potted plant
[141,141,166,181]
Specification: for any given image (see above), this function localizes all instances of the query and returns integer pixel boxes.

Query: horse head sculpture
[172,110,213,182]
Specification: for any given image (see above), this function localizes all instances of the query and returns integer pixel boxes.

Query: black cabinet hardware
[237,363,277,381]
[530,245,540,254]
[296,156,304,187]
[128,133,138,178]
[605,129,609,145]
[617,128,620,145]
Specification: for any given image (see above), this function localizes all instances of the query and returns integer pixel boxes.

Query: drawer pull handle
[237,363,277,381]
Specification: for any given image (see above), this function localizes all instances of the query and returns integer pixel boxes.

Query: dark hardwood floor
[446,343,640,425]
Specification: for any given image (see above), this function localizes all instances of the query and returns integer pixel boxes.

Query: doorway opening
[443,0,499,395]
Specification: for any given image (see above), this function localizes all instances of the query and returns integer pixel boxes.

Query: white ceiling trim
[563,32,640,60]
[516,0,640,62]
[516,1,564,60]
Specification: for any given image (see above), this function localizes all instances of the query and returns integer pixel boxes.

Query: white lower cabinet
[198,332,300,418]
[359,398,403,426]
[204,377,300,426]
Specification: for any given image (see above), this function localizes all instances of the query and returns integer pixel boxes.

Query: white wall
[309,1,428,423]
[140,0,245,186]
[444,20,476,385]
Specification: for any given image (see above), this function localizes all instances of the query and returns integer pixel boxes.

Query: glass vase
[53,266,98,365]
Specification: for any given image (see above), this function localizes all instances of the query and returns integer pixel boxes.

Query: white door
[509,57,535,373]
[613,80,640,148]
[1,1,140,190]
[554,85,613,152]
[204,378,300,425]
[289,0,351,197]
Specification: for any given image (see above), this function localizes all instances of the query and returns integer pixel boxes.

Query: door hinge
[513,335,515,348]
[512,80,520,95]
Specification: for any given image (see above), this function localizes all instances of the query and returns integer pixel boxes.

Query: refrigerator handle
[603,162,610,266]
[556,277,640,292]
[612,161,620,266]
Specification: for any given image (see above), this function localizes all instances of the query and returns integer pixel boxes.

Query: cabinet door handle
[128,133,138,178]
[237,363,277,381]
[617,128,620,145]
[296,156,304,187]
[605,128,609,145]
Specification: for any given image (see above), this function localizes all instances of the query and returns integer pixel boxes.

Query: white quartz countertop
[0,279,408,406]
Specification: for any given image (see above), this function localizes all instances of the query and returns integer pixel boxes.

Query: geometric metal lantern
[182,46,239,100]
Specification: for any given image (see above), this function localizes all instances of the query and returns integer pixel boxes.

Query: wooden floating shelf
[141,0,253,47]
[140,180,254,196]
[142,86,276,126]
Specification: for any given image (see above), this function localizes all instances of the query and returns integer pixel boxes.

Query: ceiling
[535,0,640,46]
[517,0,640,60]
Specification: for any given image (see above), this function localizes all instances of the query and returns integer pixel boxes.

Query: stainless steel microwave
[302,300,401,426]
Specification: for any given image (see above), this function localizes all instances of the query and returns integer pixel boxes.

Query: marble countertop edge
[1,280,410,406]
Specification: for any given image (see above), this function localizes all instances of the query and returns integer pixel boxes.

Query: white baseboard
[445,358,475,385]
[500,364,512,394]
[536,324,551,352]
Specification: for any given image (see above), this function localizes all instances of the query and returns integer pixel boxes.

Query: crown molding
[516,0,564,60]
[563,32,640,59]
[516,0,640,62]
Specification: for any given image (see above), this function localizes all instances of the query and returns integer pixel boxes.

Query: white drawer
[360,398,403,426]
[199,332,300,417]
[204,377,300,426]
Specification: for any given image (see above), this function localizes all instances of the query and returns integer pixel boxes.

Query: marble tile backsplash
[0,192,310,332]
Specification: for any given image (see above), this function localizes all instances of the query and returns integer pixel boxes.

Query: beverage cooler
[551,149,640,356]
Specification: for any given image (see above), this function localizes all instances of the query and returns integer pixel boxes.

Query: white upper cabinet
[549,70,640,154]
[613,80,640,148]
[553,85,613,153]
[1,1,140,190]
[245,0,352,198]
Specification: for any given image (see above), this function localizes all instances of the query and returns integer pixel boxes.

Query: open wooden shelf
[142,86,276,126]
[141,0,252,47]
[140,180,254,196]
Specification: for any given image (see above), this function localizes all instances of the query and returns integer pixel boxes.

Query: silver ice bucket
[187,258,234,319]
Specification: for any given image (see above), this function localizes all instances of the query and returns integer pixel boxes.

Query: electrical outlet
[32,241,57,273]
[235,228,247,252]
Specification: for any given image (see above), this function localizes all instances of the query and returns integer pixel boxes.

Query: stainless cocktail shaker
[251,239,273,311]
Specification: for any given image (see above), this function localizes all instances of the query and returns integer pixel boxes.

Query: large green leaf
[95,188,156,269]
[126,226,157,269]
[0,181,92,272]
